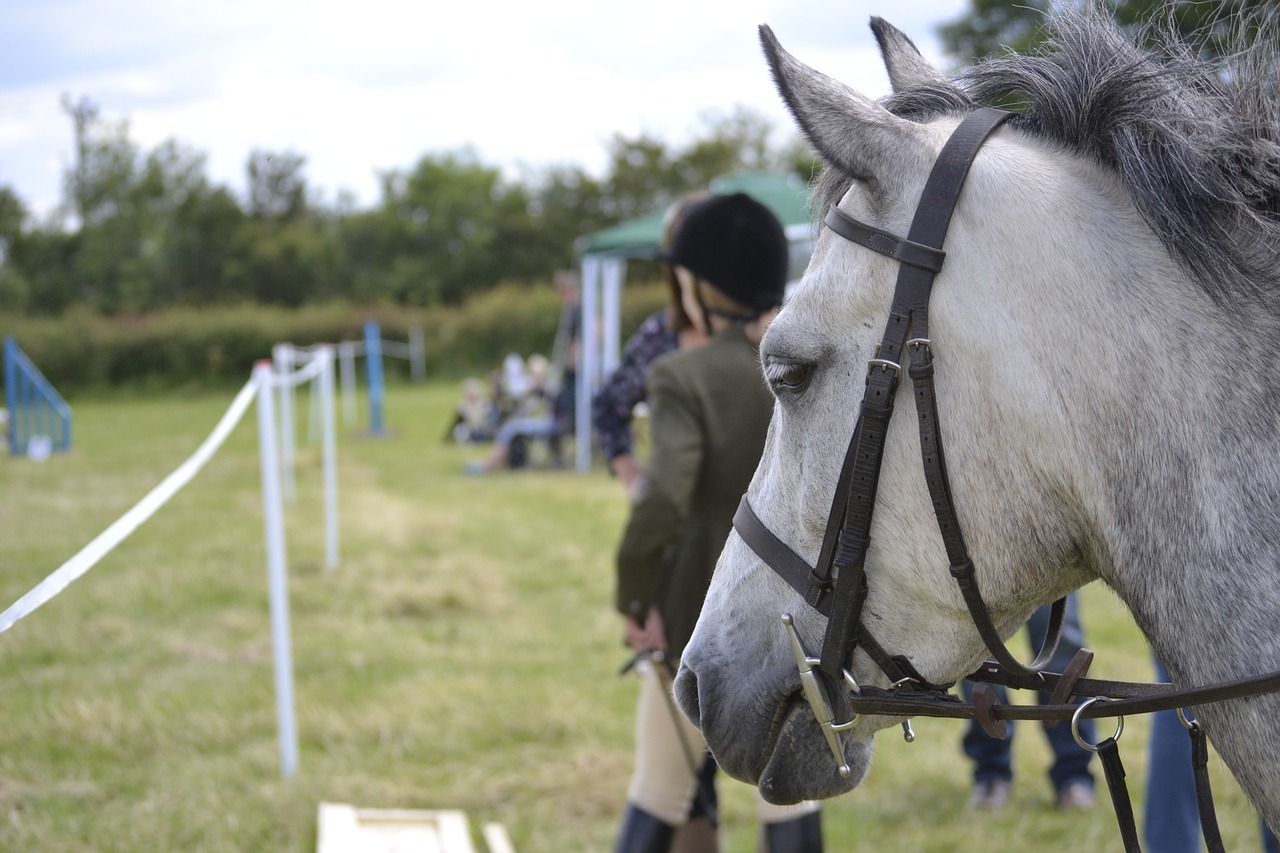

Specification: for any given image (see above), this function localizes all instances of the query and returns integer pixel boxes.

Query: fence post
[409,327,425,382]
[363,321,385,435]
[338,341,358,426]
[253,361,300,780]
[272,344,297,501]
[576,258,600,472]
[4,337,16,456]
[319,345,340,570]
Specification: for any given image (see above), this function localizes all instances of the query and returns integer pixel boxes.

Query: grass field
[0,380,1269,851]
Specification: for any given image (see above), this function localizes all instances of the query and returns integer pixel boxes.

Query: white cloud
[0,0,971,219]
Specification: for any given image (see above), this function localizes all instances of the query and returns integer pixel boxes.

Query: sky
[0,0,973,220]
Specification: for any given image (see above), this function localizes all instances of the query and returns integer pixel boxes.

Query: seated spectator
[466,353,568,473]
[445,378,498,444]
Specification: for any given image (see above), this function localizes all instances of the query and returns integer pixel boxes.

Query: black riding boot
[615,804,676,853]
[760,810,823,853]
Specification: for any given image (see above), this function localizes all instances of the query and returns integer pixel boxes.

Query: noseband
[730,107,1280,853]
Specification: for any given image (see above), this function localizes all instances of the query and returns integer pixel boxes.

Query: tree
[345,150,520,304]
[6,98,815,315]
[524,165,609,271]
[157,183,247,305]
[939,0,1280,66]
[598,107,814,223]
[0,185,30,311]
[246,150,308,221]
[61,94,100,228]
[62,114,147,311]
[228,219,345,306]
[599,132,680,222]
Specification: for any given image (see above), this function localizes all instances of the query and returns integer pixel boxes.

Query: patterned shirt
[591,310,679,462]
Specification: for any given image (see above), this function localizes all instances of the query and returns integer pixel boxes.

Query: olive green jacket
[614,326,774,659]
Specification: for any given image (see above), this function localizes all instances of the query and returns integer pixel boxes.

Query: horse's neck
[1082,306,1280,818]
[1095,358,1280,673]
[1064,281,1280,660]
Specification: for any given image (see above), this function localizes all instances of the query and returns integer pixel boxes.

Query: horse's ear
[759,24,931,181]
[870,17,953,94]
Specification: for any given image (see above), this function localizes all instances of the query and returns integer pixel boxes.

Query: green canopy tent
[572,172,816,470]
[578,210,669,258]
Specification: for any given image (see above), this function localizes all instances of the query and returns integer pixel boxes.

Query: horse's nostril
[672,665,702,728]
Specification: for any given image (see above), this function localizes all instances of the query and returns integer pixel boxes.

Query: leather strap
[734,497,831,615]
[823,207,944,273]
[1098,737,1142,853]
[910,337,1067,676]
[1045,648,1095,728]
[1190,721,1226,853]
[818,372,896,676]
[841,667,1280,721]
[735,496,948,690]
[814,107,1015,679]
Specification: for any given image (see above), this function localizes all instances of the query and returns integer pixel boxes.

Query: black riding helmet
[662,192,788,316]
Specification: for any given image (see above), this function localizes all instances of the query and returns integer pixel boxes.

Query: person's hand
[624,607,668,655]
[610,455,644,497]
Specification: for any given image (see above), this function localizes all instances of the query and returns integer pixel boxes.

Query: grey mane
[814,9,1280,302]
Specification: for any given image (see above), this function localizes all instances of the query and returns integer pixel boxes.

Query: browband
[822,206,945,273]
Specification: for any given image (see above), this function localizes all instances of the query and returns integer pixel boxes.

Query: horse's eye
[765,360,815,394]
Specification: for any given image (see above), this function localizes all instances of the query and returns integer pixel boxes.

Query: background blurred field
[0,380,1268,851]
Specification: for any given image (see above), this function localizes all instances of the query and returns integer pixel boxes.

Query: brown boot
[615,805,675,853]
[672,814,719,853]
[758,811,823,853]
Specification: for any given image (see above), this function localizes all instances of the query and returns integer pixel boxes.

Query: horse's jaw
[755,700,877,803]
[673,645,878,803]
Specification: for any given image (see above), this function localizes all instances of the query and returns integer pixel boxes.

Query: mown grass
[0,381,1269,851]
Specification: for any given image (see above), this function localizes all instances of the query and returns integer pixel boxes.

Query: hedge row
[1,281,669,394]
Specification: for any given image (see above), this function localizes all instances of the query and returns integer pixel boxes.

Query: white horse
[673,10,1280,826]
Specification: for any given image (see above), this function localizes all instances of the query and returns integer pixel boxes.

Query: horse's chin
[723,698,874,804]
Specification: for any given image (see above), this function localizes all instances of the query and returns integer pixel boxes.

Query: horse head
[675,12,1280,810]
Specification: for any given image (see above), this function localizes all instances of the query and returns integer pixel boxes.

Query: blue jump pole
[4,337,17,456]
[363,321,385,435]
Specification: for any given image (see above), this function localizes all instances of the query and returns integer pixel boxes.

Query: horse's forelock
[811,10,1280,303]
[959,9,1280,301]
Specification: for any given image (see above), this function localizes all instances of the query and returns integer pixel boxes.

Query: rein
[734,107,1280,853]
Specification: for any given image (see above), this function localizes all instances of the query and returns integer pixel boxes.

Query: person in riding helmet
[613,192,823,853]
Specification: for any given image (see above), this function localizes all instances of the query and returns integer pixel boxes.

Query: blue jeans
[961,595,1095,792]
[1145,655,1279,853]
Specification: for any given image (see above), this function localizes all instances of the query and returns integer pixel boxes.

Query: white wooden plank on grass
[482,822,517,853]
[316,802,480,853]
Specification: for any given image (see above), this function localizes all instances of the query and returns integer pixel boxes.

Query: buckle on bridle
[866,357,902,378]
[782,612,860,777]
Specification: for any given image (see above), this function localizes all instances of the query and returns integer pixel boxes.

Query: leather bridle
[731,107,1280,853]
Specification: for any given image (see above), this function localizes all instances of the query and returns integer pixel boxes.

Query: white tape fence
[0,344,342,779]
